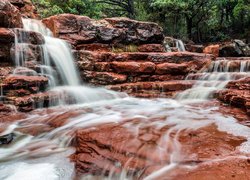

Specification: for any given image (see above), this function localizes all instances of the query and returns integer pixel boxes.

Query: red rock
[137,44,165,52]
[82,71,127,85]
[43,14,164,46]
[156,62,189,75]
[226,77,250,90]
[203,44,220,57]
[0,28,15,43]
[15,29,45,45]
[107,81,194,97]
[13,0,39,18]
[73,120,245,177]
[0,0,23,28]
[76,43,111,52]
[3,75,48,91]
[111,61,155,73]
[216,89,250,115]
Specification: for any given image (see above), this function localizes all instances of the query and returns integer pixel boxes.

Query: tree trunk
[186,17,193,40]
[127,0,135,19]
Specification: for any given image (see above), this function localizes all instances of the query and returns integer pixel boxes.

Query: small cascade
[176,39,185,52]
[176,58,250,100]
[12,19,126,106]
[1,17,250,180]
[15,19,80,86]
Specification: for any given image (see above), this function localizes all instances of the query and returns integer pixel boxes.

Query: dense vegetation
[32,0,250,43]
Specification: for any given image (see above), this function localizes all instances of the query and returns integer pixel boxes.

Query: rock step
[107,81,194,97]
[75,51,213,63]
[216,89,250,115]
[187,72,250,81]
[216,77,250,115]
[216,57,250,61]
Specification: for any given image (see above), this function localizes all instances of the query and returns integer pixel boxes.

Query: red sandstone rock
[73,122,245,178]
[203,44,220,57]
[82,71,127,85]
[0,28,15,43]
[15,29,45,45]
[216,77,250,115]
[226,77,250,90]
[107,81,194,98]
[76,43,111,52]
[0,28,15,64]
[111,61,156,73]
[156,62,189,75]
[77,51,212,88]
[15,0,39,19]
[43,14,164,46]
[137,44,165,52]
[3,75,48,92]
[0,0,23,28]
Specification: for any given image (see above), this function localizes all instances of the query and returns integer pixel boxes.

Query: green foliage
[33,0,250,43]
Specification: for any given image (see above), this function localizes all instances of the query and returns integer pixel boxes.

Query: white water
[1,18,250,180]
[177,59,250,100]
[15,19,80,86]
[176,39,185,52]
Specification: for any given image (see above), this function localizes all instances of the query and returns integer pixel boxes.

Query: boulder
[219,40,250,57]
[3,75,48,93]
[203,44,220,57]
[42,14,164,47]
[0,0,23,28]
[216,77,250,115]
[14,0,39,19]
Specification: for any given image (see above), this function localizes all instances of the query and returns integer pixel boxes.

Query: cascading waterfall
[1,18,250,180]
[16,18,80,86]
[176,58,250,100]
[176,39,186,52]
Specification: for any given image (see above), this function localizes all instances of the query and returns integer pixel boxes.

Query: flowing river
[0,19,249,180]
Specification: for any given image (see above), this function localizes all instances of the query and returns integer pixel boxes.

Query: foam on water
[177,59,250,100]
[1,18,249,180]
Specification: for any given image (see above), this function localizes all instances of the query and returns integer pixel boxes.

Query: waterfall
[176,58,250,100]
[1,18,250,180]
[16,19,80,86]
[176,39,185,52]
[12,19,126,105]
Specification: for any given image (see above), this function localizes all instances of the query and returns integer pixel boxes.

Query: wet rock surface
[75,51,212,96]
[43,14,164,47]
[70,101,249,179]
[0,0,23,28]
[217,77,250,115]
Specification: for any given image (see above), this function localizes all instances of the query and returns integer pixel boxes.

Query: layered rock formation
[42,14,213,98]
[217,77,250,115]
[42,14,164,49]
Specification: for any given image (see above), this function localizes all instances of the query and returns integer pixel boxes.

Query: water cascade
[0,18,250,180]
[176,58,250,100]
[176,39,186,52]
